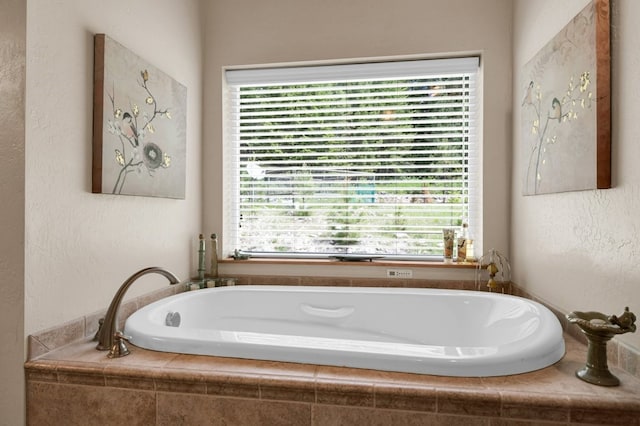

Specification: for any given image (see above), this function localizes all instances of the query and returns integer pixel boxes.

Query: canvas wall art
[520,0,610,195]
[92,34,187,199]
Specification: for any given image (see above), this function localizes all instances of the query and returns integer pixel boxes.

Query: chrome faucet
[95,266,180,358]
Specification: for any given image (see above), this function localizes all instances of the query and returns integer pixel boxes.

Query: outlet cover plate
[386,269,413,279]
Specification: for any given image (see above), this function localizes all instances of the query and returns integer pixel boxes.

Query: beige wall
[512,0,640,351]
[25,0,203,336]
[204,0,513,280]
[0,0,25,423]
[5,0,204,422]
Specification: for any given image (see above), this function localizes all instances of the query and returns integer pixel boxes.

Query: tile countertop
[25,332,640,425]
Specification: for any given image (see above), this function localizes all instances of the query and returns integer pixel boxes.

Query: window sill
[219,257,478,269]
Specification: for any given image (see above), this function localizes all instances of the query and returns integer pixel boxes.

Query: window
[223,57,480,260]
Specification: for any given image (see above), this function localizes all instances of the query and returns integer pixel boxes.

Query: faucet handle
[107,331,131,358]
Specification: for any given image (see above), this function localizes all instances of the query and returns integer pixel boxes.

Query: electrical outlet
[386,269,413,279]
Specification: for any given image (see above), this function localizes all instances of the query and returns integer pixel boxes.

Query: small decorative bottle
[465,237,475,262]
[197,234,206,280]
[210,233,219,278]
[457,223,468,262]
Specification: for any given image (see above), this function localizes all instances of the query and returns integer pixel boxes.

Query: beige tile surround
[25,276,640,425]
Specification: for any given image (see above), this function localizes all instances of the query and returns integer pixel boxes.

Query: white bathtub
[124,286,565,377]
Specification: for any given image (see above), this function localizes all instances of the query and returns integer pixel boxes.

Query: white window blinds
[224,57,480,259]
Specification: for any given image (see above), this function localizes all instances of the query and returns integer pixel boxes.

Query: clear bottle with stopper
[465,235,475,262]
[209,233,219,278]
[457,223,468,262]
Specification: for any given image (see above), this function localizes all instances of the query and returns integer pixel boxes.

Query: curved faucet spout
[96,267,180,354]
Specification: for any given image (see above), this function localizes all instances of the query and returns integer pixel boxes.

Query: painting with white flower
[92,34,186,199]
[520,0,610,195]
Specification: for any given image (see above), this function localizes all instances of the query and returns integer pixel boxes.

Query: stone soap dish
[567,307,636,386]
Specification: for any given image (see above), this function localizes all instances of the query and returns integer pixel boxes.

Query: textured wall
[0,0,26,423]
[24,1,203,339]
[203,0,514,278]
[512,0,640,351]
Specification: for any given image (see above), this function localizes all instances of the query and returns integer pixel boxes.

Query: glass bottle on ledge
[457,223,469,262]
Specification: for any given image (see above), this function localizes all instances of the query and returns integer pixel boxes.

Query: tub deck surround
[25,334,640,425]
[123,286,565,377]
[26,277,640,424]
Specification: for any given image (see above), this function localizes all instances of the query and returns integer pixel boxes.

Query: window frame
[222,56,482,261]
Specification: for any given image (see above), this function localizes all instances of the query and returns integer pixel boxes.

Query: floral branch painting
[92,34,187,199]
[520,0,610,195]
